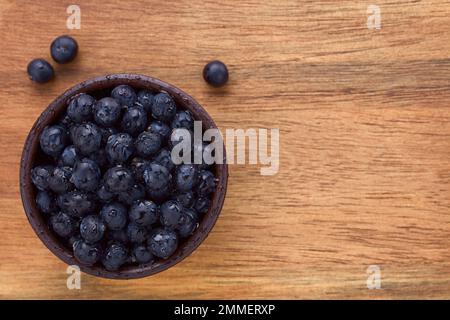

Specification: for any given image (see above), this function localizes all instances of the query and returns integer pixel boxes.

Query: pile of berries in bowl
[20,74,227,279]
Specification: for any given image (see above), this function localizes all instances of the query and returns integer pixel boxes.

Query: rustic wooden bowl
[20,73,228,279]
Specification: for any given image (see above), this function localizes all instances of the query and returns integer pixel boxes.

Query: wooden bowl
[19,74,228,279]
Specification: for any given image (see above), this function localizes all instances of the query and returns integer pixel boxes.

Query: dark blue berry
[160,200,184,229]
[137,89,154,112]
[148,121,171,141]
[27,58,54,83]
[151,92,177,122]
[173,191,195,208]
[203,60,229,87]
[40,125,68,157]
[31,165,54,191]
[107,229,128,244]
[194,196,211,215]
[70,158,101,192]
[177,208,199,238]
[48,166,73,194]
[116,184,145,206]
[99,126,118,145]
[94,97,121,127]
[69,124,77,142]
[73,240,101,266]
[100,202,127,231]
[102,243,128,271]
[135,131,161,158]
[175,164,198,192]
[72,122,102,156]
[59,113,73,128]
[67,93,95,123]
[121,106,148,136]
[103,165,134,194]
[57,190,97,217]
[68,234,82,247]
[146,185,172,203]
[88,149,107,167]
[132,245,154,264]
[80,215,106,243]
[59,145,79,167]
[50,212,77,238]
[36,190,57,214]
[126,222,148,243]
[105,133,135,164]
[129,199,159,227]
[130,157,149,183]
[171,110,194,130]
[148,228,178,259]
[143,163,172,192]
[50,35,78,64]
[111,85,137,107]
[97,184,115,203]
[153,148,175,172]
[196,170,216,196]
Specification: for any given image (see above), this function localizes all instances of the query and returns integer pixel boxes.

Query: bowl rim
[20,73,228,279]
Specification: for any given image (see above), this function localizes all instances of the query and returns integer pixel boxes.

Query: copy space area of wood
[1,0,450,299]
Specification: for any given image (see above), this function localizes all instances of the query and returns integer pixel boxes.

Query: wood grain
[1,0,450,299]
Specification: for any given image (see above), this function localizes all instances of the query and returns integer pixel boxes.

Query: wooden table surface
[1,0,450,299]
